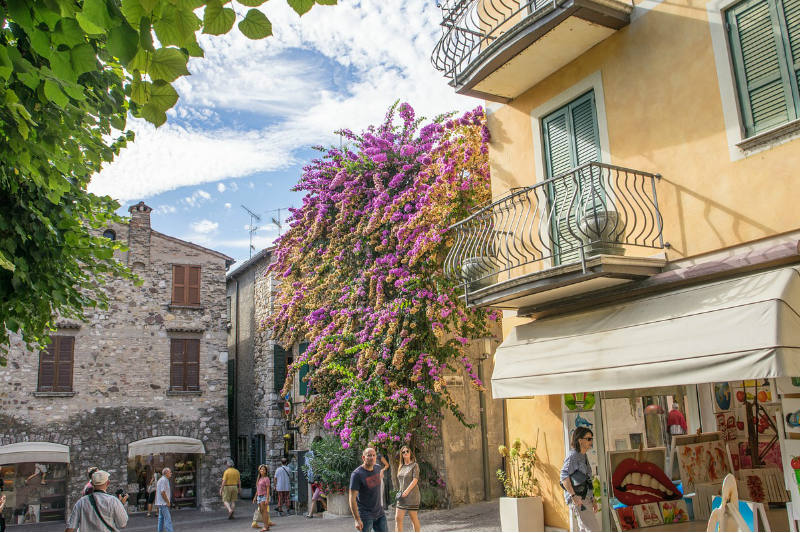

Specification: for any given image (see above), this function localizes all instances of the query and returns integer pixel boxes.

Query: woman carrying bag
[561,427,599,532]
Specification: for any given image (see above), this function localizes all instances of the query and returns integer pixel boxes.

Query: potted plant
[577,207,626,257]
[303,436,361,516]
[461,255,499,290]
[497,438,543,532]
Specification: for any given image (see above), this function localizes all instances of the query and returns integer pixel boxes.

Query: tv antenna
[266,207,288,237]
[241,204,261,258]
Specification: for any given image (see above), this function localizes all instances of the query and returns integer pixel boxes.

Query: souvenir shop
[0,442,70,525]
[126,436,205,509]
[491,266,800,531]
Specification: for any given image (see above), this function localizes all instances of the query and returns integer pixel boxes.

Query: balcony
[432,0,633,101]
[444,162,667,311]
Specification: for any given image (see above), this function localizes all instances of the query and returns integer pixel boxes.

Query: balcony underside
[454,0,632,102]
[466,254,666,310]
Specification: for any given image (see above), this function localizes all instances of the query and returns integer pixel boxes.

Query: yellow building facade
[433,0,800,528]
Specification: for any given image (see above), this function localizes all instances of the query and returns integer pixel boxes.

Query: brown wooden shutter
[38,341,56,392]
[185,339,200,390]
[170,339,185,390]
[172,265,186,304]
[55,336,74,392]
[187,266,201,305]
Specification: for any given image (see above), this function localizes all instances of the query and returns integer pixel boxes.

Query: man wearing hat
[66,470,128,531]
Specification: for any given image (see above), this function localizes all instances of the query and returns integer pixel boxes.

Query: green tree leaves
[203,0,236,35]
[238,9,272,39]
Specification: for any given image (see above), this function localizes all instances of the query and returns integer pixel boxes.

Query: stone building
[226,247,286,487]
[0,202,234,525]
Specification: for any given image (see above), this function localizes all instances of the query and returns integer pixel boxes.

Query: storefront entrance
[0,442,70,525]
[127,436,205,510]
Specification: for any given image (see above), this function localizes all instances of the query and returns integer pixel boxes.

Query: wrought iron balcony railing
[432,0,559,83]
[444,162,664,295]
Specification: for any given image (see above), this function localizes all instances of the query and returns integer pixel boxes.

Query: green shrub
[303,436,361,493]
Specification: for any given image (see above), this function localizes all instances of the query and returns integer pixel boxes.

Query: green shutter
[542,91,600,264]
[728,0,797,135]
[274,344,288,393]
[298,342,309,396]
[778,0,800,106]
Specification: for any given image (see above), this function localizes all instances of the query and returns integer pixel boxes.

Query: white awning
[128,436,205,458]
[492,266,800,398]
[0,442,70,465]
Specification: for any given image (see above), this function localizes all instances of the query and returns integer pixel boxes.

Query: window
[274,344,290,393]
[237,436,248,469]
[542,90,601,264]
[102,229,116,241]
[38,336,75,392]
[172,265,201,305]
[727,0,800,137]
[298,342,311,397]
[170,338,200,391]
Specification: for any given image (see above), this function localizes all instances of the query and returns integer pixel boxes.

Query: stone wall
[0,203,232,512]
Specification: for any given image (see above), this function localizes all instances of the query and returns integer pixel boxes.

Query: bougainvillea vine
[266,102,496,451]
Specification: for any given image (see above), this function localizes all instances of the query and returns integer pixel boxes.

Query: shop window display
[128,453,199,509]
[0,462,68,524]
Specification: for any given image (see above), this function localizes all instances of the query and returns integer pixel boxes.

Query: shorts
[35,464,48,474]
[256,495,267,504]
[222,485,239,503]
[311,487,324,501]
[147,491,156,504]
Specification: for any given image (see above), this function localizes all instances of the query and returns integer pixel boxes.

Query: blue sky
[88,1,476,269]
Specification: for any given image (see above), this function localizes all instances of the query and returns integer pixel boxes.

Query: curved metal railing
[432,0,560,83]
[443,162,664,291]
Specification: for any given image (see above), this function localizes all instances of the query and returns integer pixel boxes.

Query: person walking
[307,481,327,518]
[668,402,688,439]
[394,446,420,532]
[349,447,388,532]
[145,468,157,517]
[82,466,99,496]
[274,457,291,516]
[561,427,599,532]
[252,465,271,532]
[220,458,241,520]
[1,488,6,532]
[155,467,174,532]
[65,470,128,532]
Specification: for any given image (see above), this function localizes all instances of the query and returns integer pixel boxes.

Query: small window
[38,336,75,392]
[103,229,116,241]
[726,0,800,137]
[172,265,201,305]
[170,338,200,391]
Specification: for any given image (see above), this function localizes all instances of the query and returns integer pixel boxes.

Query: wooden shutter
[274,344,288,393]
[778,0,800,101]
[298,342,311,396]
[172,265,186,305]
[55,336,74,392]
[170,339,185,390]
[187,266,201,305]
[728,0,797,135]
[38,341,56,392]
[185,339,200,390]
[543,91,600,264]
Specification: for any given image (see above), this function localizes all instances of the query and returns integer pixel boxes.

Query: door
[542,91,601,264]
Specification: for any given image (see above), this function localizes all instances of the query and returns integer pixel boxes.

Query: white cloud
[89,0,475,201]
[229,182,239,192]
[217,182,226,193]
[190,219,220,234]
[183,189,212,208]
[154,204,177,215]
[224,202,232,209]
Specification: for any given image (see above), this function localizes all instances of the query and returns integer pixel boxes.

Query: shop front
[493,266,800,531]
[127,436,205,509]
[0,442,70,525]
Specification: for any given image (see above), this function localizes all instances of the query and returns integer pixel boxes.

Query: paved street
[7,500,500,532]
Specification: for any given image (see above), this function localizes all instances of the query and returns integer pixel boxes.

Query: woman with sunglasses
[560,427,599,531]
[394,446,421,532]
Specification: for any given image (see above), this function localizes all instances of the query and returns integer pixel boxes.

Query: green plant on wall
[303,435,360,494]
[497,438,538,498]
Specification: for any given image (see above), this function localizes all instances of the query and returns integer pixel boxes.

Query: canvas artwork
[740,470,768,502]
[777,376,800,395]
[754,403,780,439]
[784,441,800,506]
[715,411,738,441]
[615,507,639,531]
[633,502,662,528]
[659,499,689,523]
[564,392,595,411]
[738,440,782,469]
[713,382,732,412]
[676,442,708,492]
[732,383,772,408]
[565,411,599,471]
[783,398,800,436]
[705,440,732,483]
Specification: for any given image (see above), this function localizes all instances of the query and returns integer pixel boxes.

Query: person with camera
[560,427,598,532]
[65,470,128,532]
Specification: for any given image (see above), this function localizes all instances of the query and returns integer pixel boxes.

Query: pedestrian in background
[274,457,291,516]
[394,446,421,532]
[307,481,327,518]
[349,447,388,532]
[668,402,688,439]
[155,467,173,532]
[561,427,598,532]
[1,485,6,532]
[252,464,271,532]
[145,468,157,517]
[220,458,241,520]
[82,466,99,496]
[65,470,128,532]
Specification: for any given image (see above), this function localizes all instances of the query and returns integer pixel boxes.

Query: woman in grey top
[560,427,599,532]
[394,446,421,532]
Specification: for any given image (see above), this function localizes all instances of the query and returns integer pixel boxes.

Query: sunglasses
[402,450,410,454]
[582,437,594,442]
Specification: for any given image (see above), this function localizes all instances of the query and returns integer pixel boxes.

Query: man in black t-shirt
[349,447,387,532]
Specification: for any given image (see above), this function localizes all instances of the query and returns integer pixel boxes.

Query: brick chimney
[127,201,152,268]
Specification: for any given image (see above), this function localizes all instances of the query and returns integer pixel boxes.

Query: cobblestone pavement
[7,500,500,532]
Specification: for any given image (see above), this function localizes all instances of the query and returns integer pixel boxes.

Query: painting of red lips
[612,458,682,505]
